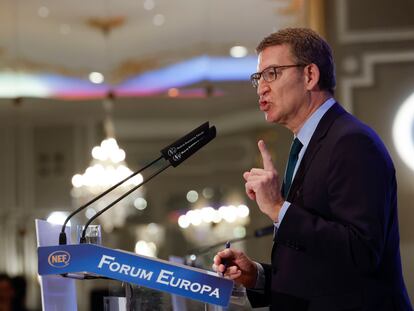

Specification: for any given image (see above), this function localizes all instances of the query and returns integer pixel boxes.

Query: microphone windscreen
[162,124,216,167]
[160,122,209,160]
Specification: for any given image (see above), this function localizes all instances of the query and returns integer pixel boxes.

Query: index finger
[258,140,274,171]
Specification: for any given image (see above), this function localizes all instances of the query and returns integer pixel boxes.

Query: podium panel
[35,219,78,311]
[38,243,233,308]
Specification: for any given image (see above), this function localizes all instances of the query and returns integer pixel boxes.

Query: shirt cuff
[274,201,291,229]
[254,262,266,289]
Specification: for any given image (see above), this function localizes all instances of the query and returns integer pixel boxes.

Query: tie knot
[290,138,303,157]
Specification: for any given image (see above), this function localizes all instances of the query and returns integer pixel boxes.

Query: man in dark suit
[213,28,412,310]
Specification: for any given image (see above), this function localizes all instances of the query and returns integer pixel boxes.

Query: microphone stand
[187,236,253,258]
[80,161,171,243]
[59,155,164,245]
[79,124,216,243]
[187,225,275,256]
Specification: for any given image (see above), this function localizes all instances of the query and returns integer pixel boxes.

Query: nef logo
[48,251,71,268]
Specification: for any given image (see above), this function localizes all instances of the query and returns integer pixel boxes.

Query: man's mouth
[259,100,270,111]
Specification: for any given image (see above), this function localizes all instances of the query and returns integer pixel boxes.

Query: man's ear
[303,63,320,91]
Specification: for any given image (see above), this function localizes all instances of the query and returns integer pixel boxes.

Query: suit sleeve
[276,132,395,274]
[246,263,272,307]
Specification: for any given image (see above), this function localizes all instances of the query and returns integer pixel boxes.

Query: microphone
[254,225,274,237]
[79,122,216,243]
[59,122,215,245]
[161,122,216,167]
[186,225,274,257]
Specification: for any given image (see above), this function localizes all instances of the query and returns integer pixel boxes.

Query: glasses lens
[262,68,277,83]
[250,73,260,88]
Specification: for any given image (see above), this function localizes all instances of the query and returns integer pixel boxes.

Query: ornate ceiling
[0,0,307,99]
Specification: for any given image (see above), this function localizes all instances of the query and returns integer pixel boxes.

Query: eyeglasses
[250,64,307,88]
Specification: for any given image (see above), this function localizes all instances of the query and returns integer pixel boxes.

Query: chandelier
[70,13,144,232]
[71,97,144,232]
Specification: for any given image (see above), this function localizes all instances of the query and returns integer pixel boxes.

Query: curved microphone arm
[80,161,171,243]
[59,155,163,245]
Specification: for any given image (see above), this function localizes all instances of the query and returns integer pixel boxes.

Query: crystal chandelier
[71,97,144,232]
[70,15,143,232]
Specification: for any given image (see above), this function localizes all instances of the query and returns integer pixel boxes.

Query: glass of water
[77,225,102,244]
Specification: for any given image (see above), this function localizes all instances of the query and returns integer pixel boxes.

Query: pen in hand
[221,241,231,277]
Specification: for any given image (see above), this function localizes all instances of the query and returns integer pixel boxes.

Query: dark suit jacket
[247,103,412,311]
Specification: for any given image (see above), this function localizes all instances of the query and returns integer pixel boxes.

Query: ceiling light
[230,46,248,58]
[219,205,238,223]
[153,14,165,26]
[134,240,157,257]
[186,190,198,203]
[237,204,250,218]
[38,6,50,18]
[89,72,104,84]
[178,215,190,228]
[134,197,147,210]
[200,207,215,223]
[144,0,155,11]
[168,88,179,97]
[202,187,214,199]
[187,210,202,226]
[71,135,144,230]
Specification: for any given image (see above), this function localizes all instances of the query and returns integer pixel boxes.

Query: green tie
[283,138,303,198]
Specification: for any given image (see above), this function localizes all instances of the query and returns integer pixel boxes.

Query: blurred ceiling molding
[336,0,414,44]
[86,16,126,36]
[340,50,414,112]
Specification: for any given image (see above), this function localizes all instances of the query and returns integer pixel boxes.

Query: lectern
[36,219,234,310]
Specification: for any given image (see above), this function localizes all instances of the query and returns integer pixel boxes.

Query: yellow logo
[48,251,70,268]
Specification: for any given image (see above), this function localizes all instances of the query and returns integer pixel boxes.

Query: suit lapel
[286,103,346,202]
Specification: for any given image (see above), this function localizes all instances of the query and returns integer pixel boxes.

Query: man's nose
[257,79,270,97]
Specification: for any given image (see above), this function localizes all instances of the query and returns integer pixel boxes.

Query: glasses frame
[250,64,307,88]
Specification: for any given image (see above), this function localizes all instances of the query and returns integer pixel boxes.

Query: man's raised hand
[243,140,283,221]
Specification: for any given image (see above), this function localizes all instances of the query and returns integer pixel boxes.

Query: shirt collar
[296,98,336,147]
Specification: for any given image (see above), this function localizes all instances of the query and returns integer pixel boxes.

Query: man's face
[256,44,307,128]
